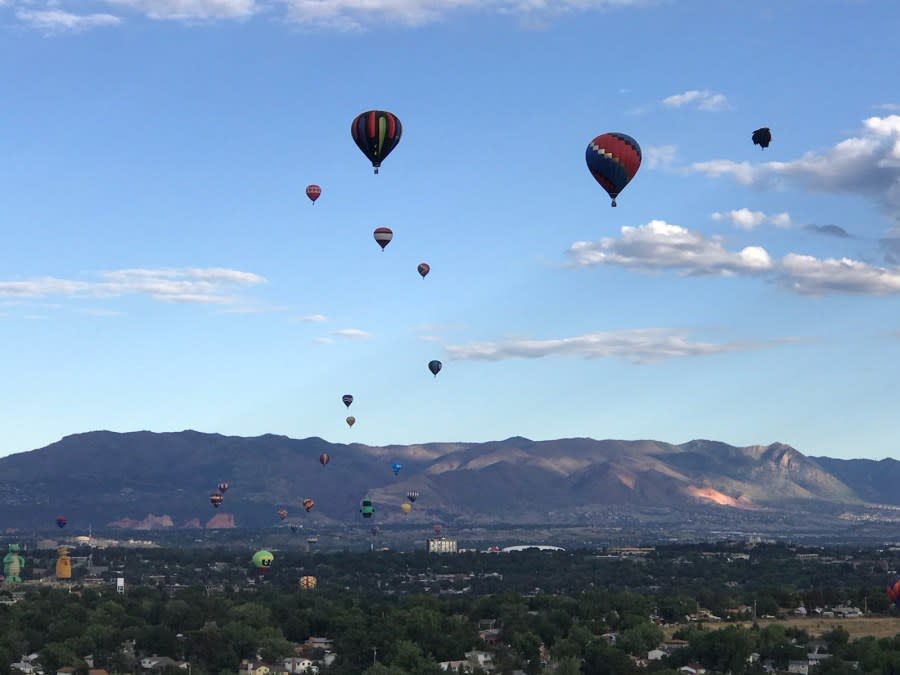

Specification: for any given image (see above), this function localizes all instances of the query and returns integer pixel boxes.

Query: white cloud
[332,328,371,339]
[312,336,333,344]
[445,328,791,364]
[711,208,792,230]
[105,0,258,20]
[295,314,328,323]
[0,267,266,305]
[16,9,122,32]
[875,104,900,112]
[688,115,900,221]
[662,89,730,112]
[568,219,900,296]
[567,220,774,276]
[280,0,655,29]
[644,145,677,169]
[418,335,442,342]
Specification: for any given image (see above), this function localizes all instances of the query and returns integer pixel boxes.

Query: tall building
[116,576,125,594]
[427,538,458,554]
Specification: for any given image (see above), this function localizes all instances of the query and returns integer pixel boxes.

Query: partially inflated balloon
[585,132,642,207]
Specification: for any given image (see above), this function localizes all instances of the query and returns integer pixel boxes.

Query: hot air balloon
[391,462,403,476]
[407,491,419,503]
[278,508,288,521]
[290,524,299,534]
[433,524,442,536]
[371,525,380,537]
[56,516,67,529]
[417,263,430,279]
[752,127,772,149]
[585,132,642,207]
[210,493,224,508]
[351,110,402,174]
[217,481,229,494]
[306,184,322,204]
[342,394,353,408]
[303,498,315,512]
[428,360,442,377]
[401,503,412,515]
[252,550,274,574]
[299,575,317,589]
[319,452,330,466]
[360,498,374,518]
[888,578,900,607]
[346,416,356,428]
[374,227,393,251]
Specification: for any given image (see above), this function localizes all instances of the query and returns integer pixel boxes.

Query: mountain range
[0,430,897,533]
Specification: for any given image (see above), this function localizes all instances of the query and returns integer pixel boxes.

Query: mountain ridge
[0,430,895,531]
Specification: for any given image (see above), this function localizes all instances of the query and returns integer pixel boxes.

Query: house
[283,658,318,674]
[662,639,690,654]
[679,665,706,675]
[140,656,187,671]
[648,650,666,661]
[465,651,494,672]
[439,661,473,673]
[479,628,502,645]
[10,662,36,675]
[239,661,270,675]
[788,660,809,674]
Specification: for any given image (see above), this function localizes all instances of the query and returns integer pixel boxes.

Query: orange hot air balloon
[210,493,224,508]
[306,184,321,204]
[303,498,315,512]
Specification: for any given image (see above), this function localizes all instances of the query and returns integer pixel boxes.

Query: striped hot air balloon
[351,110,402,174]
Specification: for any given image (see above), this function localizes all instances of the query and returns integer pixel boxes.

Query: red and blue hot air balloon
[351,110,402,174]
[585,132,642,207]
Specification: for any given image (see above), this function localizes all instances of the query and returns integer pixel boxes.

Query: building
[427,538,458,554]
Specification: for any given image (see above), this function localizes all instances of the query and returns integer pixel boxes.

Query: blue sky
[1,0,899,460]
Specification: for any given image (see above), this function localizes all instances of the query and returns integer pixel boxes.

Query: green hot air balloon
[252,550,274,575]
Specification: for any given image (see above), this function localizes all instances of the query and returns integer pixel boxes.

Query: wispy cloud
[105,0,258,20]
[0,267,266,305]
[711,208,792,230]
[568,220,900,296]
[332,328,372,339]
[312,336,334,345]
[688,115,900,222]
[295,314,328,323]
[875,103,900,112]
[445,328,797,364]
[644,145,677,169]
[662,89,731,112]
[15,9,122,33]
[805,224,852,239]
[5,0,657,31]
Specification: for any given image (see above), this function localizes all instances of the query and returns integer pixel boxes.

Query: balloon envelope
[351,110,402,174]
[346,416,356,428]
[319,453,330,466]
[374,227,393,250]
[585,132,642,207]
[418,263,430,278]
[342,394,353,408]
[428,360,442,377]
[252,550,274,572]
[306,184,321,203]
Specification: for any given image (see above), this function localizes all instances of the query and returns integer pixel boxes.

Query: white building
[428,538,458,554]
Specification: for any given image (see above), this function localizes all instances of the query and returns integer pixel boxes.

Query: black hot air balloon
[351,110,402,174]
[342,394,353,408]
[752,127,772,149]
[428,360,442,377]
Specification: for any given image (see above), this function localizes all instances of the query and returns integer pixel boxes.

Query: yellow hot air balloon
[55,546,71,580]
[401,503,411,514]
[299,575,317,589]
[346,416,356,428]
